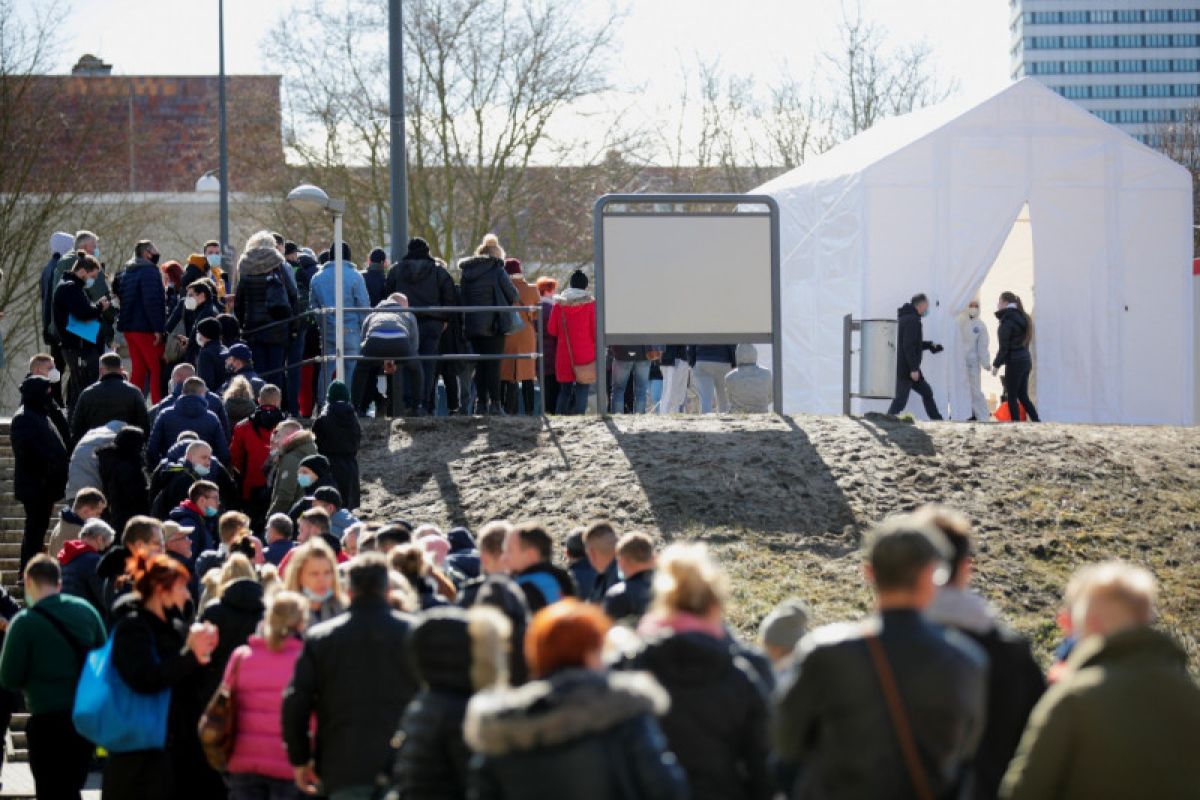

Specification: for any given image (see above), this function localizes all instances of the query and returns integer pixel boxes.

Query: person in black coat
[311,380,362,509]
[69,352,149,445]
[505,524,576,612]
[96,425,150,534]
[197,574,265,707]
[234,232,299,385]
[52,252,109,412]
[164,278,221,365]
[362,247,389,308]
[192,317,228,399]
[886,293,945,420]
[11,376,70,576]
[991,291,1040,423]
[387,238,458,410]
[458,235,518,414]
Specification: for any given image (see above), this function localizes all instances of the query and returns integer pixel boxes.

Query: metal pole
[537,303,546,417]
[334,213,346,382]
[843,313,853,416]
[218,0,230,277]
[593,200,607,416]
[388,0,409,259]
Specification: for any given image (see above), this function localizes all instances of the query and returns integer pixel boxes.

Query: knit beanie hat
[313,485,342,508]
[504,258,522,276]
[568,269,589,290]
[196,317,222,341]
[759,598,810,653]
[299,454,330,476]
[405,237,430,260]
[326,379,351,404]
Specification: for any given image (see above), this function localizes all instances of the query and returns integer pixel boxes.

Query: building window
[1064,35,1089,49]
[1093,60,1117,73]
[1066,60,1091,73]
[1117,35,1141,48]
[1177,84,1200,97]
[1118,60,1144,73]
[1146,59,1171,72]
[1115,9,1142,22]
[1174,59,1199,72]
[1091,10,1115,23]
[1092,35,1117,48]
[1147,10,1171,22]
[1173,35,1198,47]
[1093,109,1119,123]
[1118,84,1144,97]
[1146,84,1171,97]
[1173,9,1198,21]
[1093,84,1118,98]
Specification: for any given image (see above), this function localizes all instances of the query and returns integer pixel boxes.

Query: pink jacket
[225,635,304,781]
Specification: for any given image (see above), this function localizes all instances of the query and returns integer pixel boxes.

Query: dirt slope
[357,414,1200,664]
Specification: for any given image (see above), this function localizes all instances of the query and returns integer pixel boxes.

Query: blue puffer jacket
[146,393,229,467]
[116,258,166,333]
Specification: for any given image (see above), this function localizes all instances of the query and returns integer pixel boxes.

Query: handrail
[241,305,542,339]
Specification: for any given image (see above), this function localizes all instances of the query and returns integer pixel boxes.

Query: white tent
[753,78,1195,425]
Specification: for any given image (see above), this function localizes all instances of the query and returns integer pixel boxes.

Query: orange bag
[993,400,1027,422]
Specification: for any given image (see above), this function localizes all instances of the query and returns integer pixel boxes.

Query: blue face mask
[297,473,314,488]
[84,277,96,289]
[204,505,218,518]
[302,587,333,603]
[193,464,210,477]
[206,253,222,268]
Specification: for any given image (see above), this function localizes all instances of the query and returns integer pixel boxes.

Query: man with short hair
[194,510,250,580]
[221,342,265,396]
[150,439,226,518]
[887,293,945,419]
[774,515,987,799]
[503,523,576,612]
[283,553,418,798]
[0,555,106,798]
[146,376,229,466]
[1001,562,1200,799]
[582,521,619,603]
[149,362,230,437]
[57,517,115,618]
[53,239,110,411]
[312,486,359,540]
[362,247,389,307]
[264,513,295,566]
[457,520,530,684]
[47,487,107,565]
[117,239,167,403]
[69,352,147,444]
[603,531,656,623]
[169,480,221,558]
[374,524,412,554]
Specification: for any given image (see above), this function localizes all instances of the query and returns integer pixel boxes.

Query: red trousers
[299,364,316,418]
[125,331,164,403]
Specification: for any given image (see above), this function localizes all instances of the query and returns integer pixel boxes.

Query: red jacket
[546,289,596,383]
[229,417,274,500]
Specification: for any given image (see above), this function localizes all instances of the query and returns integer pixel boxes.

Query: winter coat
[96,426,151,533]
[222,366,265,398]
[198,579,265,707]
[164,296,220,364]
[603,568,654,623]
[149,386,230,442]
[546,289,596,383]
[169,500,217,556]
[69,373,149,445]
[464,668,688,800]
[895,302,936,374]
[540,297,557,376]
[146,393,229,468]
[445,529,480,580]
[223,393,256,433]
[568,559,597,601]
[282,597,419,796]
[725,343,772,414]
[927,587,1045,800]
[235,246,298,347]
[993,306,1032,369]
[195,338,227,397]
[225,635,305,781]
[774,609,987,800]
[269,430,318,517]
[0,592,105,714]
[40,253,63,345]
[362,263,388,308]
[65,419,123,501]
[264,539,293,567]
[588,559,620,604]
[229,407,282,501]
[310,262,371,336]
[621,624,771,800]
[312,400,362,509]
[150,458,236,522]
[513,561,577,613]
[458,256,518,339]
[386,256,457,324]
[115,257,166,333]
[52,272,103,351]
[362,301,419,345]
[58,540,107,618]
[1000,626,1200,800]
[11,383,69,504]
[456,573,531,686]
[47,508,85,568]
[501,275,541,382]
[691,344,736,367]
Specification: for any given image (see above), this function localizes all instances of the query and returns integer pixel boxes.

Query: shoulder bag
[560,312,596,385]
[73,631,172,752]
[864,635,935,800]
[493,271,524,336]
[198,647,243,771]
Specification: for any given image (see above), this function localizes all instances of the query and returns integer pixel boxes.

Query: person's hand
[97,297,110,309]
[153,333,164,346]
[0,619,10,633]
[294,763,320,795]
[930,343,944,354]
[646,350,661,361]
[175,334,189,347]
[910,371,920,382]
[187,622,218,664]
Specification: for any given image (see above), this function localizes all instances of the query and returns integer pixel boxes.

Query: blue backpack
[73,633,171,753]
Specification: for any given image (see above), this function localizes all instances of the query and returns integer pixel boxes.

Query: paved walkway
[0,763,100,798]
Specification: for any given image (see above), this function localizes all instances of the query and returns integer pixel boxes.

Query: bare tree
[1158,106,1200,254]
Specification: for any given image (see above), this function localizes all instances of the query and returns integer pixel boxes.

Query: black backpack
[265,268,292,320]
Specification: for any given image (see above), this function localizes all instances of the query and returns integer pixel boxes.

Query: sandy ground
[357,413,1200,665]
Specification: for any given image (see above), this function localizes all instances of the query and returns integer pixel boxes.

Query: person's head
[50,230,74,259]
[126,552,192,612]
[418,532,451,567]
[195,317,222,348]
[188,480,221,518]
[536,276,558,297]
[216,313,241,345]
[72,487,108,520]
[615,532,655,580]
[325,380,351,407]
[182,376,208,399]
[525,599,611,678]
[387,292,409,308]
[134,239,159,264]
[98,352,123,376]
[503,258,522,276]
[224,343,254,375]
[262,590,309,652]
[161,260,184,291]
[185,442,213,475]
[284,241,300,263]
[342,523,365,557]
[368,247,387,267]
[998,291,1034,345]
[863,515,952,610]
[215,553,256,597]
[568,269,588,290]
[284,539,343,606]
[266,513,294,544]
[651,543,727,623]
[759,598,810,666]
[375,524,412,554]
[966,298,980,319]
[297,508,331,544]
[389,543,430,583]
[122,516,164,556]
[1070,561,1158,639]
[297,454,329,490]
[477,521,511,574]
[24,555,62,604]
[312,486,343,517]
[203,239,221,258]
[222,375,254,404]
[912,504,973,589]
[74,230,98,257]
[186,278,215,309]
[80,518,116,553]
[218,510,250,546]
[271,231,285,252]
[475,233,505,260]
[162,520,194,560]
[28,353,55,379]
[258,384,282,408]
[911,293,929,316]
[272,419,303,450]
[71,251,102,286]
[564,528,586,564]
[348,551,390,603]
[582,521,618,572]
[503,522,552,573]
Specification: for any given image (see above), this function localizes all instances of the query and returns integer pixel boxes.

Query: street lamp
[287,183,348,383]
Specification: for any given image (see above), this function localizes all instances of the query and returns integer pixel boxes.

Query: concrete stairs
[0,419,38,768]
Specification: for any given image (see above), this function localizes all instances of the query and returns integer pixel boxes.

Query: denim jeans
[319,328,362,401]
[692,360,731,413]
[556,381,592,414]
[609,359,650,413]
[284,332,305,414]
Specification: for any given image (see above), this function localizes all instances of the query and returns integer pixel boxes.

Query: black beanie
[369,247,387,264]
[569,269,588,290]
[196,318,222,341]
[405,237,430,260]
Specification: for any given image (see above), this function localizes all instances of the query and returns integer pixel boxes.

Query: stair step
[10,714,28,732]
[11,731,26,749]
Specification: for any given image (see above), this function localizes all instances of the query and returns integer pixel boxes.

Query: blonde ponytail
[651,543,728,617]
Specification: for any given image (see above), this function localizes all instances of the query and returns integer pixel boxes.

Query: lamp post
[218,0,230,275]
[287,184,347,382]
[388,0,408,258]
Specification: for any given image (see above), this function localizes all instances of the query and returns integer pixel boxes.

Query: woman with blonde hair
[285,539,346,623]
[222,374,257,430]
[223,591,311,799]
[198,552,265,710]
[458,234,519,414]
[619,543,771,800]
[389,543,449,610]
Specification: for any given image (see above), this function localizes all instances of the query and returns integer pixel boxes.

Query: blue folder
[67,315,100,344]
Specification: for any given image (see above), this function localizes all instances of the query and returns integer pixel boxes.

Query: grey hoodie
[724,343,773,413]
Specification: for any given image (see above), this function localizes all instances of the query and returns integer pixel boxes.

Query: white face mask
[47,368,61,383]
[967,307,979,319]
[196,334,207,347]
[184,296,198,311]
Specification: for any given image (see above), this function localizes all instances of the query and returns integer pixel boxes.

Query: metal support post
[843,313,853,417]
[388,0,409,258]
[334,213,346,382]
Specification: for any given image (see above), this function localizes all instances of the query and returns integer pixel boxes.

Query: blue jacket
[116,258,166,333]
[151,386,230,441]
[196,338,227,396]
[264,539,294,567]
[146,393,229,467]
[168,502,216,558]
[310,262,371,334]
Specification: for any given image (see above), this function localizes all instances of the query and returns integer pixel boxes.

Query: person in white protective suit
[958,300,991,420]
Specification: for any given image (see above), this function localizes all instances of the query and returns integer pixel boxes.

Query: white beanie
[50,231,74,258]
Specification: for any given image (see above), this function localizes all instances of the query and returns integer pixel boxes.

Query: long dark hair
[1000,291,1034,346]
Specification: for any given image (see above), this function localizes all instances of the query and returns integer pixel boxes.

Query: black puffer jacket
[198,578,265,706]
[603,568,654,623]
[70,373,149,445]
[386,257,457,321]
[464,669,687,800]
[622,629,772,800]
[52,271,103,351]
[96,425,150,533]
[895,302,931,374]
[234,245,297,346]
[11,377,69,503]
[457,573,530,685]
[458,256,517,339]
[312,400,362,509]
[993,306,1031,369]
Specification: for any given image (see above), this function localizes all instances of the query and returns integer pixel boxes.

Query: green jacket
[0,593,106,714]
[269,429,318,517]
[1001,626,1200,799]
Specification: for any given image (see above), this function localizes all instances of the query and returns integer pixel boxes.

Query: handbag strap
[560,311,579,369]
[30,604,88,667]
[864,634,935,800]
